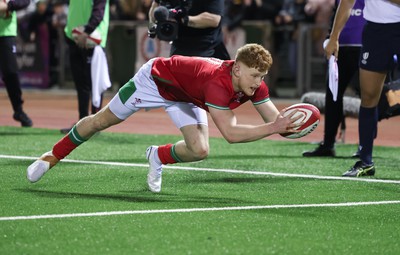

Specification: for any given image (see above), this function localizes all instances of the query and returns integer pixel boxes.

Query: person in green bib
[61,0,110,133]
[0,0,32,127]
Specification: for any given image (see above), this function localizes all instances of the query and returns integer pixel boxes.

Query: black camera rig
[148,0,192,41]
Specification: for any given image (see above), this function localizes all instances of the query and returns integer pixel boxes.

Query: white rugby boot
[146,146,163,193]
[27,151,59,183]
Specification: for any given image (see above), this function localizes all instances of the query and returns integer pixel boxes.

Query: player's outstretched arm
[254,100,280,123]
[208,106,302,144]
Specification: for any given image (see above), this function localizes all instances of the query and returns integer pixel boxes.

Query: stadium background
[1,89,399,147]
[1,21,399,147]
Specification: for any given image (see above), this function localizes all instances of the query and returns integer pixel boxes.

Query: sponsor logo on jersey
[350,8,362,16]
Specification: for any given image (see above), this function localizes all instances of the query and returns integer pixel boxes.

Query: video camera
[148,0,192,41]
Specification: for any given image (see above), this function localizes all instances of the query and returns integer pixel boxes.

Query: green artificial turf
[0,126,399,255]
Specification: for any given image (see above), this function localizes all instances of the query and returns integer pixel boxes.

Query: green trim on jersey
[119,80,137,104]
[64,0,109,48]
[253,98,270,105]
[0,12,17,37]
[152,75,173,84]
[68,126,87,146]
[205,102,230,110]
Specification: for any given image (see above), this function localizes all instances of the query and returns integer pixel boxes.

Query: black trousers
[323,46,361,147]
[67,38,103,120]
[0,36,24,113]
[210,41,231,60]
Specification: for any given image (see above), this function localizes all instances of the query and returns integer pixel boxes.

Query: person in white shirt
[325,0,400,177]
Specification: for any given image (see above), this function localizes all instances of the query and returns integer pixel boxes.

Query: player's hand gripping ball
[280,103,320,139]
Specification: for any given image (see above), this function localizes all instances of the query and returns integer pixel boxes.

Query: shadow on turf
[17,188,164,202]
[16,188,252,205]
[210,154,380,160]
[184,176,318,185]
[0,131,54,136]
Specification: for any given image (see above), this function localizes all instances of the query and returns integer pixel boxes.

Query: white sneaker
[27,151,59,183]
[146,146,163,193]
[27,160,50,183]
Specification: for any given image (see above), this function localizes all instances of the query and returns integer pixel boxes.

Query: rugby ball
[280,103,320,139]
[72,26,102,48]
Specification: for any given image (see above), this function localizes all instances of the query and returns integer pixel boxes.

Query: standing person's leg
[68,39,93,120]
[0,37,32,127]
[358,69,386,161]
[342,21,400,177]
[342,70,386,177]
[325,47,360,147]
[303,47,359,157]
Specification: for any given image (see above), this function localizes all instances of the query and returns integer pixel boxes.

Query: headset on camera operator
[148,0,230,60]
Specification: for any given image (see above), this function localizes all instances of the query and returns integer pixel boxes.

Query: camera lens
[160,23,175,37]
[156,21,178,41]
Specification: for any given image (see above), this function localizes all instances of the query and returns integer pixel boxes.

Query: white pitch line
[1,200,400,222]
[1,154,400,184]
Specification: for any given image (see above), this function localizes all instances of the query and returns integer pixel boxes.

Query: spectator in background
[27,0,52,42]
[223,0,282,96]
[109,0,121,20]
[27,0,57,86]
[222,0,245,33]
[139,0,153,20]
[49,0,68,86]
[223,0,282,41]
[51,0,67,28]
[304,0,335,56]
[223,0,282,26]
[61,0,110,134]
[148,0,230,60]
[303,0,365,157]
[242,0,282,21]
[325,0,400,177]
[116,0,152,21]
[272,0,315,98]
[0,0,33,127]
[275,0,315,78]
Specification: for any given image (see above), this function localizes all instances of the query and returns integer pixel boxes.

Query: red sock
[52,125,87,160]
[158,144,179,164]
[52,135,79,160]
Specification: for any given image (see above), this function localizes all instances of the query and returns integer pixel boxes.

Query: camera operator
[148,0,230,60]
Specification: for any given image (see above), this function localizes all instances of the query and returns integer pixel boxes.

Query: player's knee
[361,96,380,108]
[190,144,209,161]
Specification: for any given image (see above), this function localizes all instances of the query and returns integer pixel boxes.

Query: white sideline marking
[1,154,400,184]
[1,200,400,221]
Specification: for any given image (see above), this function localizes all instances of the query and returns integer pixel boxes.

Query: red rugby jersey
[150,55,270,111]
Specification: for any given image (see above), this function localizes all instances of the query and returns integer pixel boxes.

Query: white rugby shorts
[108,59,208,129]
